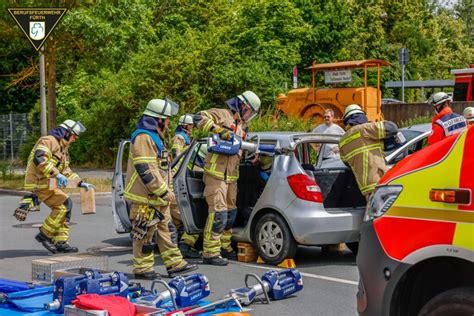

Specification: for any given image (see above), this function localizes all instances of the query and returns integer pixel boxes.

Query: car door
[174,141,208,234]
[111,139,132,233]
[385,131,430,166]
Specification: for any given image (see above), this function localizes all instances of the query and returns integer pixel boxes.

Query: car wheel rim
[258,221,283,258]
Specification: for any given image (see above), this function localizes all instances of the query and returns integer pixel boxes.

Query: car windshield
[383,129,422,155]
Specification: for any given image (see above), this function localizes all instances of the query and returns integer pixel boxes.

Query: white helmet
[343,104,364,121]
[178,114,194,126]
[237,91,261,121]
[144,98,179,118]
[59,119,86,136]
[428,92,452,107]
[463,107,474,122]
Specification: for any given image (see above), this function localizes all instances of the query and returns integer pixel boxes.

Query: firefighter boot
[202,256,228,266]
[179,242,200,259]
[167,262,198,278]
[55,241,78,253]
[134,271,160,280]
[35,231,57,254]
[221,248,237,261]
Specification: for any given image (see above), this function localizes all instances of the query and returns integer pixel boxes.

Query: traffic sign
[398,48,409,65]
[8,8,67,51]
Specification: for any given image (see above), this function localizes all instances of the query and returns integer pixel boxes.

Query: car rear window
[384,130,421,155]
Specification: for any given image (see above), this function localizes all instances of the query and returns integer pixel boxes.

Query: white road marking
[235,262,359,286]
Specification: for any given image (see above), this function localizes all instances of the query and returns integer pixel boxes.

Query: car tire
[253,213,297,265]
[346,242,359,254]
[418,287,474,316]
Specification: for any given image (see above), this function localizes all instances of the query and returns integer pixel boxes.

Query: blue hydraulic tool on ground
[229,269,303,306]
[135,273,210,310]
[207,134,275,156]
[44,270,129,314]
[176,269,303,315]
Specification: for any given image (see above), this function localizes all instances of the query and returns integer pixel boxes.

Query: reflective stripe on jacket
[339,122,387,196]
[196,108,244,183]
[124,133,168,206]
[24,136,80,190]
[428,106,467,145]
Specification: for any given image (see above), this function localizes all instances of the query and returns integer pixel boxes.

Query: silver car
[111,126,431,265]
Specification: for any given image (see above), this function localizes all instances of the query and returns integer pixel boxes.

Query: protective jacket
[195,108,244,183]
[339,121,397,196]
[24,128,80,190]
[171,128,191,159]
[428,106,467,145]
[124,131,169,206]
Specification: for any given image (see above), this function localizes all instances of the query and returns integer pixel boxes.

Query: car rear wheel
[253,213,297,265]
[346,242,359,254]
[418,287,474,316]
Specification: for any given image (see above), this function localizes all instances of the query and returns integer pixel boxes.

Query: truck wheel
[346,242,359,254]
[418,287,474,316]
[253,213,297,265]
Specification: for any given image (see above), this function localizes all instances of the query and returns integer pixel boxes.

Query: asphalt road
[0,194,359,315]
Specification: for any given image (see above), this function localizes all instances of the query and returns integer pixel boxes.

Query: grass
[0,176,112,192]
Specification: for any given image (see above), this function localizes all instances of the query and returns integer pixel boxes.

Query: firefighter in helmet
[169,114,201,258]
[124,99,198,279]
[15,119,93,253]
[427,92,467,145]
[463,107,474,127]
[193,91,261,265]
[339,104,399,200]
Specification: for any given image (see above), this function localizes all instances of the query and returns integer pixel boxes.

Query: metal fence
[0,113,36,161]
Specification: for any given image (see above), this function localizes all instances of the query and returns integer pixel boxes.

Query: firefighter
[169,114,201,259]
[339,104,399,200]
[124,99,198,280]
[193,91,261,265]
[427,92,467,145]
[463,107,474,127]
[14,120,94,253]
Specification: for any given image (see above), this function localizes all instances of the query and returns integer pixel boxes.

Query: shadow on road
[295,246,357,267]
[0,249,52,259]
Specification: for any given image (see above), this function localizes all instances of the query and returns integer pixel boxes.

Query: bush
[399,116,432,128]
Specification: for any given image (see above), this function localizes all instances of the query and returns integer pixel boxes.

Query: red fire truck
[452,64,474,102]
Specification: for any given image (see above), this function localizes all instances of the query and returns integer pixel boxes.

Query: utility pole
[398,48,409,103]
[39,46,47,136]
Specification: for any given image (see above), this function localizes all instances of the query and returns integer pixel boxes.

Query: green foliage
[0,161,15,181]
[1,0,472,166]
[399,115,432,128]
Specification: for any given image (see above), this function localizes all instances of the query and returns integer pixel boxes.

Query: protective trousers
[170,203,200,247]
[36,189,72,243]
[130,203,185,274]
[202,174,237,258]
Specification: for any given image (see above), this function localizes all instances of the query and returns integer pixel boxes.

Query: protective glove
[13,207,28,221]
[161,191,176,203]
[219,130,234,141]
[79,181,96,191]
[131,207,149,241]
[56,173,69,188]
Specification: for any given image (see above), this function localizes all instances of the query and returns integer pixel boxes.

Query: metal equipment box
[32,254,108,283]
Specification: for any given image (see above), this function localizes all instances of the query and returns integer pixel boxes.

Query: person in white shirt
[312,109,345,159]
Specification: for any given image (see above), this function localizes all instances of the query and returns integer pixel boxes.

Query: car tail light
[287,174,323,203]
[430,189,471,204]
[365,185,403,221]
